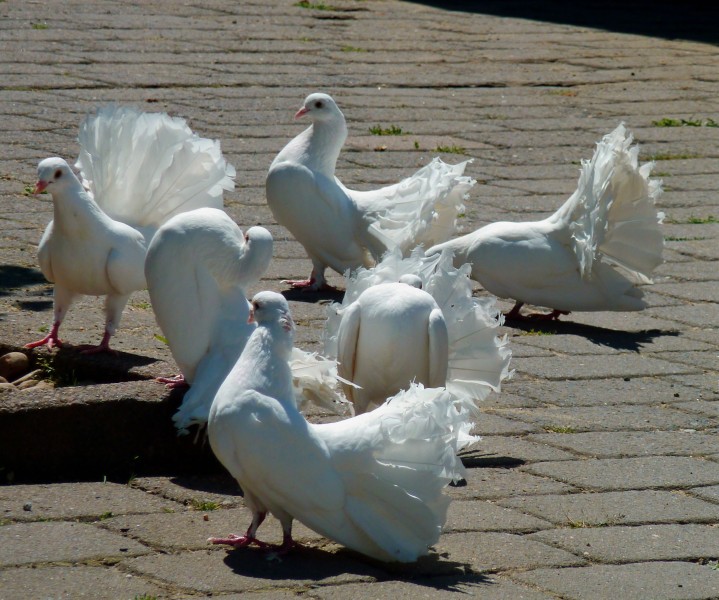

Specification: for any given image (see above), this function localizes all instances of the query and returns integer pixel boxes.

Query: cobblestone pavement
[1,1,718,599]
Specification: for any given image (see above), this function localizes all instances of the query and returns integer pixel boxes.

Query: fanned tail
[424,251,513,410]
[76,104,235,228]
[344,158,475,254]
[321,383,475,561]
[561,123,664,283]
[324,247,512,415]
[289,348,354,416]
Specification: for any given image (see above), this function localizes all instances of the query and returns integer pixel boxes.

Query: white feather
[266,93,474,289]
[427,124,664,313]
[208,292,474,562]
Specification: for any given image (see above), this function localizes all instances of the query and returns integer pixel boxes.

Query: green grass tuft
[544,425,576,434]
[294,0,335,9]
[653,117,718,128]
[435,144,467,155]
[369,124,405,136]
[190,499,219,511]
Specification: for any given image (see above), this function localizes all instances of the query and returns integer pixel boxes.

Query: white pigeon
[145,207,272,428]
[325,248,512,415]
[208,291,475,562]
[146,208,351,433]
[26,105,235,352]
[427,124,664,320]
[265,92,475,290]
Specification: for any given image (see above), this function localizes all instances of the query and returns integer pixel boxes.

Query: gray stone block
[500,490,719,527]
[513,561,719,600]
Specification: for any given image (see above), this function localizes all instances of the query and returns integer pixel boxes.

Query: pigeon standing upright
[26,105,235,352]
[266,93,474,290]
[427,124,664,319]
[208,291,474,562]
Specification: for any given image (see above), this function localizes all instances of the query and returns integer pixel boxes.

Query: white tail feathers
[565,124,664,283]
[333,383,474,561]
[345,158,475,254]
[289,348,355,416]
[76,105,235,228]
[325,247,512,414]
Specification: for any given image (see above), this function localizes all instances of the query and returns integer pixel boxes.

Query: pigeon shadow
[23,344,159,385]
[281,286,345,305]
[0,264,47,298]
[406,0,719,44]
[459,452,526,470]
[170,472,243,497]
[506,318,679,352]
[221,544,484,588]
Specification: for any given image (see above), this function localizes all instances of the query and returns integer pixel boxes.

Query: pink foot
[156,374,189,389]
[25,333,62,350]
[266,534,300,557]
[208,533,270,549]
[282,278,336,292]
[77,331,117,355]
[25,322,62,350]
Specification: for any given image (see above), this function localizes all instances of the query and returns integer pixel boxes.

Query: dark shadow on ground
[506,318,679,352]
[223,543,484,587]
[406,1,719,45]
[281,286,345,304]
[459,452,526,469]
[0,264,47,297]
[170,473,243,497]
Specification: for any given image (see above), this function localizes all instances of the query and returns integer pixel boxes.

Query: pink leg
[156,374,189,389]
[77,330,117,355]
[502,301,525,321]
[25,321,63,350]
[208,512,269,549]
[267,531,301,556]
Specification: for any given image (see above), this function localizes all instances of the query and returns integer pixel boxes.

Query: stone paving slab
[0,565,164,600]
[500,489,719,527]
[529,523,719,563]
[527,430,719,459]
[0,521,151,567]
[513,561,719,600]
[523,456,719,491]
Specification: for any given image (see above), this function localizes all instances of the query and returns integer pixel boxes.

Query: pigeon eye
[54,169,62,179]
[314,100,323,109]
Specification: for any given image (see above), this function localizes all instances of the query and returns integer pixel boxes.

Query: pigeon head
[249,291,295,333]
[295,93,343,123]
[398,274,423,289]
[35,157,78,195]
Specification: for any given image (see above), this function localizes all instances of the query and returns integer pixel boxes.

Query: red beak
[33,180,48,194]
[294,106,309,119]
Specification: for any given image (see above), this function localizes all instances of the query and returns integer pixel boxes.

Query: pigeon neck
[299,119,347,178]
[51,183,107,235]
[235,324,296,405]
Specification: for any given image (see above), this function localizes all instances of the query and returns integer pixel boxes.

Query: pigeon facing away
[266,92,475,290]
[145,207,273,430]
[208,291,474,562]
[427,124,664,320]
[325,248,512,415]
[145,208,351,434]
[26,105,235,352]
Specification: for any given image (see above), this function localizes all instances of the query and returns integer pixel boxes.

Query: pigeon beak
[33,180,48,194]
[294,106,309,119]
